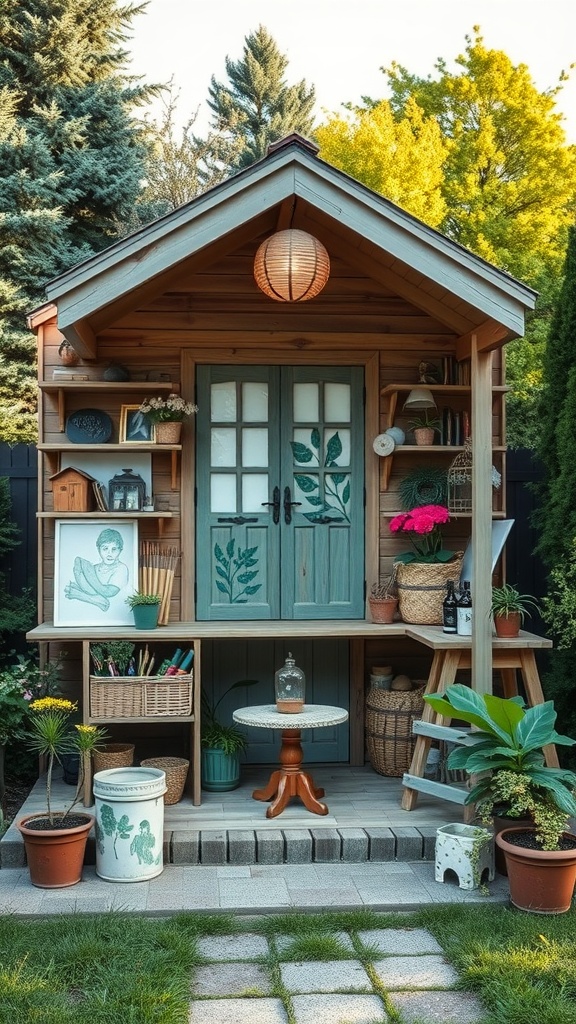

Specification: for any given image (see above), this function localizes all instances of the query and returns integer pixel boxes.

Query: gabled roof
[41,135,537,354]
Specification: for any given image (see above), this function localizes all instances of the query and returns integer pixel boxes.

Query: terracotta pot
[494,611,521,637]
[495,827,576,913]
[492,812,534,875]
[413,427,435,446]
[155,420,182,444]
[368,596,398,624]
[17,812,94,889]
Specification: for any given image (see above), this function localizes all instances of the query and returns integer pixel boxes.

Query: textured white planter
[93,767,167,882]
[435,823,495,890]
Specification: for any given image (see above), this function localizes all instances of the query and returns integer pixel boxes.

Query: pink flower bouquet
[389,504,453,563]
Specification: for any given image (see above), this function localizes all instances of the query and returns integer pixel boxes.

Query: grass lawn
[0,905,575,1023]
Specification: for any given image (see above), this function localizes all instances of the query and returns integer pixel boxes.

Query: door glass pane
[324,427,350,466]
[294,472,321,513]
[242,428,268,467]
[211,382,236,422]
[293,383,319,422]
[242,382,268,421]
[293,427,320,464]
[211,474,236,513]
[242,473,268,511]
[325,383,350,422]
[211,427,236,467]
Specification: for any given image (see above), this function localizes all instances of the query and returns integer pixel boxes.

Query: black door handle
[261,485,280,524]
[283,485,302,525]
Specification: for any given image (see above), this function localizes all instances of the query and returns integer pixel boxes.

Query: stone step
[1,823,437,868]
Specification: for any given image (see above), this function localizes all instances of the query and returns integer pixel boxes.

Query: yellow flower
[29,697,77,713]
[75,724,97,734]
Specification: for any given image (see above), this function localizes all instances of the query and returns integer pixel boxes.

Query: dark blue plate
[66,409,113,444]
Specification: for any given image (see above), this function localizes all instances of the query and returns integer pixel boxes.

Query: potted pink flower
[389,504,462,623]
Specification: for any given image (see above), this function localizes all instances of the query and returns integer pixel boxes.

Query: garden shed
[27,133,544,813]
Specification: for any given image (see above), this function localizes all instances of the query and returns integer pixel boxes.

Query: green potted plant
[424,684,576,912]
[201,679,258,792]
[125,592,162,630]
[408,410,442,446]
[17,697,108,888]
[490,583,540,637]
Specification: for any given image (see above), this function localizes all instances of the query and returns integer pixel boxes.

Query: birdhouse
[50,467,98,512]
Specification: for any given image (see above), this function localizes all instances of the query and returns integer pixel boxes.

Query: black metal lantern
[108,468,146,511]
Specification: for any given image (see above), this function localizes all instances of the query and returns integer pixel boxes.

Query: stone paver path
[188,926,485,1024]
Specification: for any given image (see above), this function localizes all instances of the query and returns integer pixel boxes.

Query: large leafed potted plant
[17,698,107,888]
[424,684,576,912]
[389,504,462,624]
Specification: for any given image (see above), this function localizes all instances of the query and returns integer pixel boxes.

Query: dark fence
[505,448,547,637]
[0,443,38,594]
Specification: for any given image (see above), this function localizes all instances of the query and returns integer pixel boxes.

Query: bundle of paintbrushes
[139,542,180,625]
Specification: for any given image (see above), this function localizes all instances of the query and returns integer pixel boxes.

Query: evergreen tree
[0,0,152,442]
[207,25,316,170]
[534,227,576,570]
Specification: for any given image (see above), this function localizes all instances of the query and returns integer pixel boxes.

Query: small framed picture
[119,405,155,443]
[54,520,139,627]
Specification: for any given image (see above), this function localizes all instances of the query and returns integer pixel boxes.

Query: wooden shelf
[40,381,179,392]
[39,444,182,489]
[379,383,508,490]
[37,511,174,518]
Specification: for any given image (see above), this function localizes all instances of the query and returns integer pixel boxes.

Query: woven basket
[395,555,463,624]
[89,674,193,719]
[155,420,182,444]
[141,757,189,804]
[365,685,425,777]
[93,743,135,774]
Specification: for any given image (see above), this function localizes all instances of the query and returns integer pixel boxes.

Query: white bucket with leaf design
[93,767,167,882]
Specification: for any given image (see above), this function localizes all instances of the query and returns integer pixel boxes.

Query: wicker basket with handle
[395,556,463,624]
[141,757,189,804]
[365,685,425,777]
[89,674,193,719]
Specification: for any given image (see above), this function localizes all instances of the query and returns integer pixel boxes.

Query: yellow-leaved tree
[316,97,448,229]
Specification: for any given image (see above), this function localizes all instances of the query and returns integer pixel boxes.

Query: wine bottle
[457,580,473,635]
[442,579,458,634]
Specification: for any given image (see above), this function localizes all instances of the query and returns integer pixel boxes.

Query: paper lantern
[254,229,330,302]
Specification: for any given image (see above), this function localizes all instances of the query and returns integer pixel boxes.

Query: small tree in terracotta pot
[368,569,398,623]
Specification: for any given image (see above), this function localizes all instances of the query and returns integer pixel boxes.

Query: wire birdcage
[447,437,502,514]
[447,438,473,513]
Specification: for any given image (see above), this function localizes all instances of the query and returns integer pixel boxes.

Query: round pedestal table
[232,703,348,818]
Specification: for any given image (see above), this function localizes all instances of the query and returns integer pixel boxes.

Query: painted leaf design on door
[291,430,350,523]
[214,538,262,603]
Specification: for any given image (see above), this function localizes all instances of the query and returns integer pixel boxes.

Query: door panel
[196,365,364,620]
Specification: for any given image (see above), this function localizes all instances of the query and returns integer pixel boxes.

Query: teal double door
[196,365,365,621]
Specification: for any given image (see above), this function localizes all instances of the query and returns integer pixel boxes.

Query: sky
[127,0,576,140]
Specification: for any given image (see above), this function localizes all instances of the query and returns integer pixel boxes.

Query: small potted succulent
[368,569,398,624]
[490,583,540,637]
[408,409,442,446]
[125,592,162,630]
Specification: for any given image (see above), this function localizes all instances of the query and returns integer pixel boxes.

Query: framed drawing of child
[54,520,139,626]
